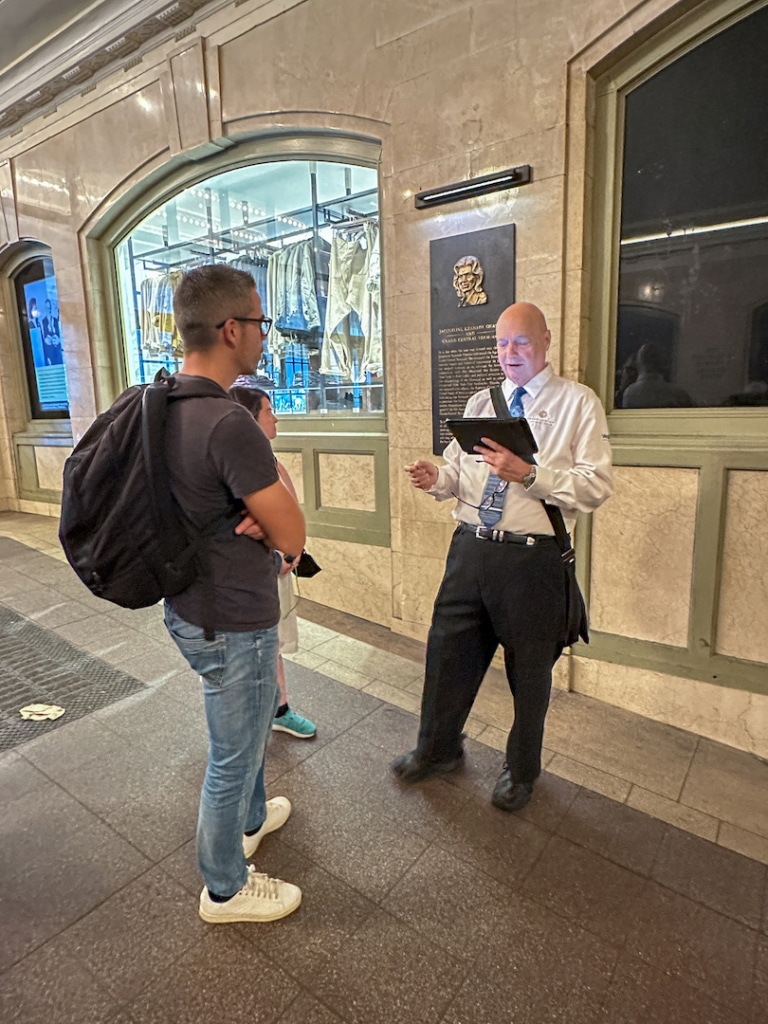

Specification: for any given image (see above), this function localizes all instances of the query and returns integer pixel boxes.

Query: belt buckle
[474,526,489,541]
[526,535,536,546]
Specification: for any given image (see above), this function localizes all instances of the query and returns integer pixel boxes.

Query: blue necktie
[477,387,527,527]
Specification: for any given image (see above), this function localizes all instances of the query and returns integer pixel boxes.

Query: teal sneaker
[272,706,317,739]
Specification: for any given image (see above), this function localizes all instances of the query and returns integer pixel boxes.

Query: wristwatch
[521,466,537,490]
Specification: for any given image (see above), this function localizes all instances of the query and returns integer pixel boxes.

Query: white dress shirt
[428,364,614,534]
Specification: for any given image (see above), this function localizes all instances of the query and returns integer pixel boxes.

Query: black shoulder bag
[489,386,589,646]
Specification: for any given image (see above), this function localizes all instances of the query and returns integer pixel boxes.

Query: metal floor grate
[0,603,146,752]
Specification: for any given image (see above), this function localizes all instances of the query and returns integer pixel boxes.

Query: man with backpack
[164,264,306,923]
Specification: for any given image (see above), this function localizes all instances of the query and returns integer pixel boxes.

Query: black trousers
[416,527,566,785]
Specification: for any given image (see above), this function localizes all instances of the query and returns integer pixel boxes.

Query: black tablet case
[445,417,538,461]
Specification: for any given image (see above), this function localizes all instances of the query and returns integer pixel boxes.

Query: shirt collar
[501,363,553,402]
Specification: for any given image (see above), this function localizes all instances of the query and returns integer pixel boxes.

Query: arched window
[114,158,381,417]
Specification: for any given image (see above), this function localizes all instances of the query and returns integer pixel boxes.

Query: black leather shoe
[491,766,533,812]
[391,748,464,783]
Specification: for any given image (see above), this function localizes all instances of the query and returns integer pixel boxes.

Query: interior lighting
[414,165,532,209]
[621,215,768,245]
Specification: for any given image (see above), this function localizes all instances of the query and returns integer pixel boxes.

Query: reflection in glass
[615,5,768,410]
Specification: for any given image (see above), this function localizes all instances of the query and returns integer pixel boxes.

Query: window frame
[578,0,768,698]
[85,131,391,547]
[99,133,384,435]
[587,0,768,446]
[12,254,70,421]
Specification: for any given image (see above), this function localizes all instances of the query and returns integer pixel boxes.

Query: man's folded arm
[242,481,306,555]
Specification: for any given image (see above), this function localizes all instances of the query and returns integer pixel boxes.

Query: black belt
[456,522,555,546]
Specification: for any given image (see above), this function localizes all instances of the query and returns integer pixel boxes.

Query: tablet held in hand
[445,417,538,460]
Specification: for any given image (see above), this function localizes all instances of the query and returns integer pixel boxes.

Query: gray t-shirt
[165,374,280,631]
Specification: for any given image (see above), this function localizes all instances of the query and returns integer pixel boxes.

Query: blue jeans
[164,604,280,897]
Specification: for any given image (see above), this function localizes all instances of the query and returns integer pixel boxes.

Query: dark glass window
[13,257,69,418]
[615,5,768,410]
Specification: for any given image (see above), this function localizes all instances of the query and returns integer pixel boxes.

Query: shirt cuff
[524,464,554,500]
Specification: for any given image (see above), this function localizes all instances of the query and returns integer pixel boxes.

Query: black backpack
[59,371,238,610]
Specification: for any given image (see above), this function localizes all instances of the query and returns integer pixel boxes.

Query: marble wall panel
[399,518,457,559]
[391,335,433,415]
[590,466,699,646]
[365,9,484,124]
[385,45,561,178]
[388,290,430,340]
[297,535,392,627]
[34,446,71,491]
[220,0,375,125]
[388,409,433,457]
[573,657,768,759]
[14,82,167,231]
[275,451,304,505]
[0,161,18,246]
[169,41,211,153]
[474,125,565,187]
[399,551,452,628]
[390,444,456,528]
[717,471,768,664]
[318,453,376,512]
[374,0,478,46]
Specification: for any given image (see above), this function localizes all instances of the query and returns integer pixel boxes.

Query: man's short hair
[173,264,256,353]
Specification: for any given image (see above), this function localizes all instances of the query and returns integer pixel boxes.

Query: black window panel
[621,5,768,236]
[614,6,768,411]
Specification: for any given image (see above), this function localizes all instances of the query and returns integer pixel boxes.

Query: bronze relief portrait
[453,255,488,307]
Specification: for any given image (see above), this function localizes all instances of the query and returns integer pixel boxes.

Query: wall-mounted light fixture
[414,165,532,209]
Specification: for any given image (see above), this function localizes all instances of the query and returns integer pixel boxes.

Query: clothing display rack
[122,170,381,409]
[133,184,377,270]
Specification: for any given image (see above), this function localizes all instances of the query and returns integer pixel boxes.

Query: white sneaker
[242,796,292,859]
[199,865,301,923]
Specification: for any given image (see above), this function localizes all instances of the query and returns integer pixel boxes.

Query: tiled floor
[1,511,767,1024]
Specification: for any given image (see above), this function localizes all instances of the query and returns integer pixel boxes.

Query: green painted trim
[576,633,768,698]
[277,414,386,437]
[610,447,768,469]
[304,516,390,549]
[273,431,391,549]
[13,429,73,503]
[688,457,727,656]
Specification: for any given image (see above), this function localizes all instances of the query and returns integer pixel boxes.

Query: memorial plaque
[430,225,515,454]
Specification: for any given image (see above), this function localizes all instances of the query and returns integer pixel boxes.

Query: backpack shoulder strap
[142,380,180,554]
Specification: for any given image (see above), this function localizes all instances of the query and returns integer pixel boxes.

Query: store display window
[13,256,69,418]
[115,159,382,415]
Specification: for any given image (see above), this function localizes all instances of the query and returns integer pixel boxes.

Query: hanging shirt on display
[267,238,329,371]
[139,270,184,357]
[321,221,381,383]
[268,239,326,336]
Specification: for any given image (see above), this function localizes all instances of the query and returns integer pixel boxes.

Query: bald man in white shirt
[392,302,613,812]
